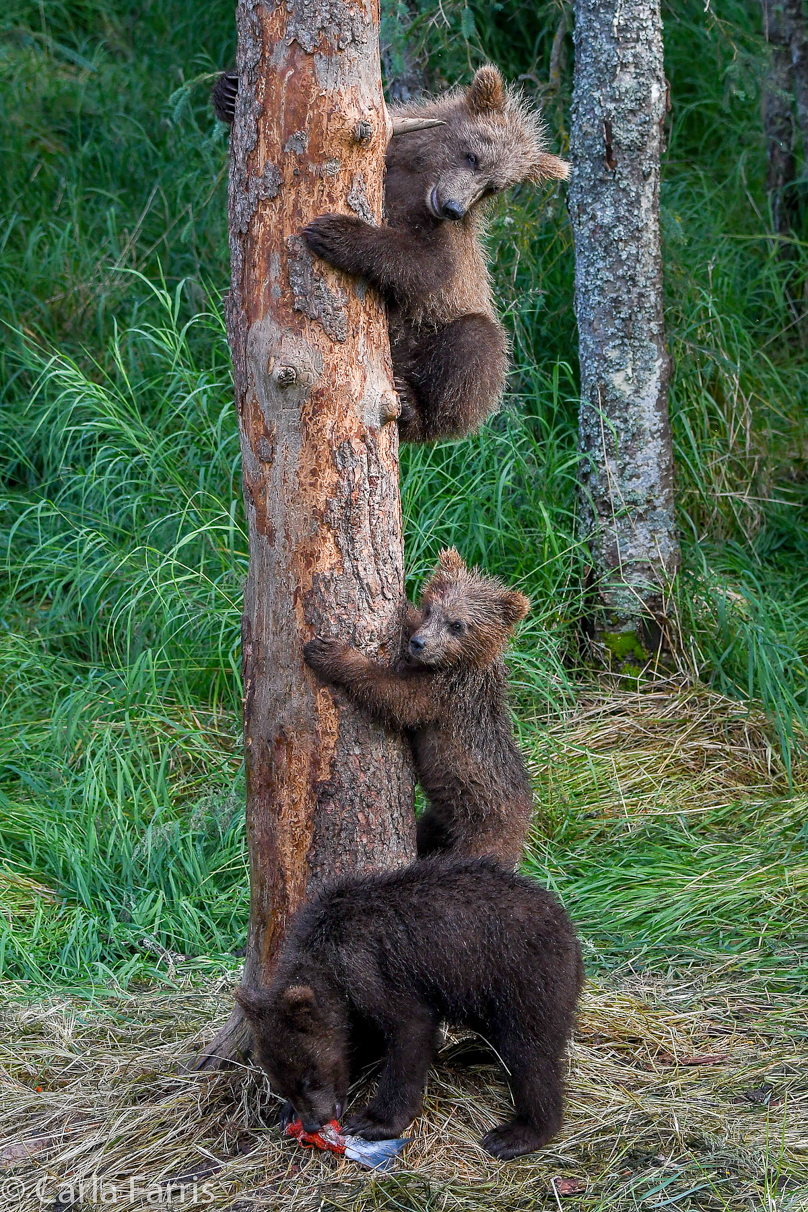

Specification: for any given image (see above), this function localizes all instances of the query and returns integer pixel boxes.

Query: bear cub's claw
[480,1121,546,1161]
[304,635,349,676]
[342,1108,408,1141]
[302,214,361,267]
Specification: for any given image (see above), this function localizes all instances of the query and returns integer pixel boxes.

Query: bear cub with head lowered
[236,856,583,1159]
[213,65,567,442]
[304,548,533,866]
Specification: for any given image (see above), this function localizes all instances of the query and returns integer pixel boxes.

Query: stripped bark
[568,0,680,666]
[195,0,416,1069]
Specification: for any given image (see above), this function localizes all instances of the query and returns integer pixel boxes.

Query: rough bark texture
[195,0,416,1069]
[761,0,798,236]
[568,0,680,665]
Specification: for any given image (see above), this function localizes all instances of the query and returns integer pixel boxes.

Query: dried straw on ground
[529,678,791,819]
[1,976,805,1211]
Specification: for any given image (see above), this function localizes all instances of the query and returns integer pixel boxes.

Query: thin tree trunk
[568,0,680,667]
[785,0,808,158]
[195,0,416,1069]
[381,3,428,103]
[761,0,798,237]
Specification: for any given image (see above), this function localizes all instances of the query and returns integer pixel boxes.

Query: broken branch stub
[390,117,446,135]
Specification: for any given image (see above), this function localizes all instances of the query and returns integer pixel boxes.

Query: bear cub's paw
[343,1106,410,1141]
[302,214,364,268]
[480,1120,547,1161]
[394,380,419,434]
[303,636,350,677]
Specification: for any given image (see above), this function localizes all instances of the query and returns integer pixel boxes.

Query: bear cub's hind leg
[480,1043,564,1160]
[395,313,508,442]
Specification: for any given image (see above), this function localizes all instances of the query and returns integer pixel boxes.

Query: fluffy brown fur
[304,548,533,865]
[236,855,583,1159]
[212,65,567,442]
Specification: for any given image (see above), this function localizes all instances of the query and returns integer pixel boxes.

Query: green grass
[530,799,808,994]
[0,0,806,998]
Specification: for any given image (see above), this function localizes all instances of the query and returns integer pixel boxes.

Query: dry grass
[0,976,805,1211]
[528,678,800,823]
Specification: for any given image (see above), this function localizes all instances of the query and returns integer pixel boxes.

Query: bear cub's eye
[466,152,479,170]
[449,621,464,635]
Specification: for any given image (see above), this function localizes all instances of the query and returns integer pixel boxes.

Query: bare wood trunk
[196,0,416,1069]
[761,0,798,237]
[568,0,680,668]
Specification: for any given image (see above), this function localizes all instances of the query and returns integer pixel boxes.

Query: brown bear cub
[236,856,583,1160]
[213,65,567,442]
[304,548,533,866]
[304,66,568,442]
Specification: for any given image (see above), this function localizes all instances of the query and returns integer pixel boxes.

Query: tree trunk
[568,0,680,669]
[381,3,428,103]
[761,0,798,237]
[195,0,416,1070]
[785,0,808,160]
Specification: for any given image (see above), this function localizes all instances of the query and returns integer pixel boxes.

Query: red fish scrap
[284,1118,409,1171]
[284,1118,346,1155]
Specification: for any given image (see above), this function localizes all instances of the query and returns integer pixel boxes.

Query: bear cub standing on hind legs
[304,548,533,866]
[236,856,583,1160]
[212,65,568,442]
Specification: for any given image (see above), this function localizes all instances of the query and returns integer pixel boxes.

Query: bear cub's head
[389,65,568,224]
[409,548,530,670]
[236,982,349,1132]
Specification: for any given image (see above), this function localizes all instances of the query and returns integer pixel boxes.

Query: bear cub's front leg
[303,216,438,311]
[302,215,371,278]
[304,634,436,731]
[342,1005,440,1140]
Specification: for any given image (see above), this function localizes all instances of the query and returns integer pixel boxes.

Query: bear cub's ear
[530,153,570,183]
[501,590,530,625]
[234,985,272,1018]
[437,547,466,576]
[281,985,318,1030]
[467,65,506,115]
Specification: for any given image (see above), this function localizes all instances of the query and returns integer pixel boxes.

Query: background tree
[568,0,680,668]
[382,1,430,102]
[195,0,416,1067]
[761,0,799,235]
[760,0,808,238]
